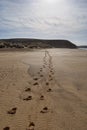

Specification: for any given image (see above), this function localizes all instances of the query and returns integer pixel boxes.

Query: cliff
[0,38,77,49]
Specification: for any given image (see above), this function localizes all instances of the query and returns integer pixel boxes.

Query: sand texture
[0,49,87,130]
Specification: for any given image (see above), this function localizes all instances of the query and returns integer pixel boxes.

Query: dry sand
[0,49,87,130]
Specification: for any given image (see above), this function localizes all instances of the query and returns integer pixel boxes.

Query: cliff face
[42,40,77,48]
[0,39,77,49]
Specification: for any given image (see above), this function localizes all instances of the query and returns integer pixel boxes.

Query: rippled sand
[0,49,87,130]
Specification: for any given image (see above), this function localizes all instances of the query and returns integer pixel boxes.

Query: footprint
[40,107,48,113]
[47,88,52,92]
[46,82,49,86]
[43,107,48,110]
[50,70,54,74]
[40,68,43,71]
[52,72,54,75]
[43,65,45,68]
[44,63,47,65]
[49,78,53,81]
[33,82,39,86]
[23,96,32,101]
[3,127,10,130]
[49,75,52,78]
[40,75,43,77]
[33,78,38,81]
[13,83,15,86]
[26,122,35,130]
[40,95,44,100]
[77,88,80,91]
[7,107,17,115]
[25,88,31,92]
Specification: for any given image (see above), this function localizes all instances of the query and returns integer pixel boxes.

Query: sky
[0,0,87,45]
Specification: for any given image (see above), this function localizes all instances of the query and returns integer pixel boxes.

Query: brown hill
[0,38,77,49]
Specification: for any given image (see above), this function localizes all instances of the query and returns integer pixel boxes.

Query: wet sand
[0,49,87,130]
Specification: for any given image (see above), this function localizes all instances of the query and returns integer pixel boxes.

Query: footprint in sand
[50,70,54,74]
[49,75,52,78]
[25,88,31,92]
[7,107,17,115]
[33,82,39,86]
[23,96,32,101]
[33,78,38,81]
[40,95,44,100]
[43,65,46,68]
[26,122,35,130]
[3,127,10,130]
[49,78,53,81]
[47,88,52,92]
[51,71,54,75]
[40,75,43,77]
[37,72,42,76]
[46,82,49,86]
[40,68,43,71]
[40,107,49,113]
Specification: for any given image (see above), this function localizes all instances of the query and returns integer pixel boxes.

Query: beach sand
[0,49,87,130]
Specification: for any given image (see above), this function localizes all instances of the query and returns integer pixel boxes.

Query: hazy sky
[0,0,87,45]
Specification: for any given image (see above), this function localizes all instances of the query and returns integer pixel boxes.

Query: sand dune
[0,49,87,130]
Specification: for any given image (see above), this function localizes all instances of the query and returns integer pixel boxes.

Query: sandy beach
[0,49,87,130]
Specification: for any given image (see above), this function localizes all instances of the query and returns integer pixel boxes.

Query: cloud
[0,0,87,45]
